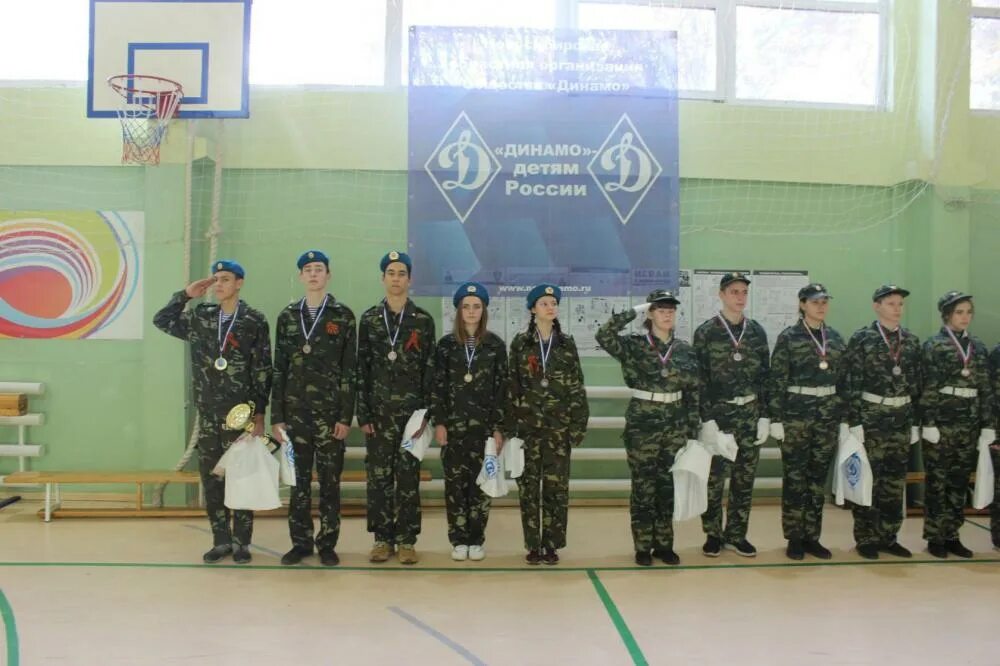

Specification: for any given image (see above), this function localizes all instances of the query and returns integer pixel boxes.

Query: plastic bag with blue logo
[833,429,872,507]
[276,427,296,488]
[477,437,509,498]
[400,408,432,461]
[216,433,282,511]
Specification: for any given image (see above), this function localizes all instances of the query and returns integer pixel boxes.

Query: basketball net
[107,75,183,166]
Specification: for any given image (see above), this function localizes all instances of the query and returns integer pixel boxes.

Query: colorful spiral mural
[0,211,144,339]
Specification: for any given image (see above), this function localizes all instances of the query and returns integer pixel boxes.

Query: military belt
[631,389,683,404]
[939,386,978,398]
[787,385,837,397]
[861,392,911,408]
[725,394,757,406]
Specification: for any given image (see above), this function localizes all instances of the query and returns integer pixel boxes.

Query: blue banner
[408,27,679,297]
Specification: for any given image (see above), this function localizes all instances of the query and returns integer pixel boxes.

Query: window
[0,0,88,81]
[577,3,717,94]
[249,0,385,86]
[971,2,1000,111]
[734,4,882,106]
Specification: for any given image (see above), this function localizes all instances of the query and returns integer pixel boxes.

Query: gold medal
[819,360,829,370]
[463,373,473,383]
[214,357,228,371]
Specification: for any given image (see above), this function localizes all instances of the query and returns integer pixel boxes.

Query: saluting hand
[184,276,215,299]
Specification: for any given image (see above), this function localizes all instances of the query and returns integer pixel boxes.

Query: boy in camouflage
[990,343,1000,551]
[919,292,995,558]
[767,283,847,560]
[844,284,922,560]
[271,250,357,567]
[430,282,508,562]
[506,284,589,565]
[153,260,272,564]
[357,251,435,565]
[596,289,700,566]
[693,272,770,558]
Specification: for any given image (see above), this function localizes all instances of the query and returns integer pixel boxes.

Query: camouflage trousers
[441,429,491,547]
[286,411,346,552]
[851,405,912,547]
[702,405,759,542]
[992,448,1000,546]
[780,398,838,541]
[365,410,422,545]
[518,428,572,551]
[921,422,977,544]
[196,418,252,547]
[624,428,685,551]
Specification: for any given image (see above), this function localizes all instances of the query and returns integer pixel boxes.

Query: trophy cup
[223,401,279,452]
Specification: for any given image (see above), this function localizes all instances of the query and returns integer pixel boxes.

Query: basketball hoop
[107,74,183,166]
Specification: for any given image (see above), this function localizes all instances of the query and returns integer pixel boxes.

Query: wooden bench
[3,469,431,521]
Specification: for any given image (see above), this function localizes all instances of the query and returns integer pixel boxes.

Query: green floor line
[587,569,647,666]
[0,588,19,666]
[963,518,992,534]
[0,557,997,573]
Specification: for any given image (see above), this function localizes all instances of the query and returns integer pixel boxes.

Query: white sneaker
[468,545,486,561]
[451,545,469,561]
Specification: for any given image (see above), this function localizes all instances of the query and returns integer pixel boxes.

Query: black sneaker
[945,539,973,559]
[857,544,879,560]
[727,539,757,558]
[525,549,542,565]
[702,536,722,558]
[280,546,313,566]
[927,542,948,559]
[635,551,653,566]
[880,541,912,558]
[319,549,341,566]
[542,548,559,565]
[786,539,805,561]
[233,546,252,564]
[803,540,832,560]
[653,548,680,566]
[202,544,233,564]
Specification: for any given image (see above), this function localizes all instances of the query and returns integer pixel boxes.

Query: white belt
[631,389,683,404]
[725,394,757,406]
[939,386,978,398]
[787,385,837,397]
[861,392,911,408]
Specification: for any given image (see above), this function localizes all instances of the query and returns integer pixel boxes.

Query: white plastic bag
[502,436,525,479]
[477,437,509,498]
[214,433,282,511]
[704,431,738,462]
[400,409,432,461]
[670,440,714,521]
[833,431,872,507]
[973,438,995,510]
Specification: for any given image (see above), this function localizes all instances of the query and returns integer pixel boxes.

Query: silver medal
[463,373,473,383]
[388,350,398,361]
[214,357,228,371]
[819,360,829,370]
[540,378,549,388]
[960,368,971,377]
[732,352,743,362]
[892,365,902,376]
[660,368,670,378]
[302,344,312,354]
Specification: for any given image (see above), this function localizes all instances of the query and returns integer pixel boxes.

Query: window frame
[970,2,1000,114]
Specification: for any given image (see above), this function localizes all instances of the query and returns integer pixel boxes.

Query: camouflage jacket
[845,321,922,426]
[271,295,357,425]
[693,315,769,421]
[356,298,436,427]
[596,309,701,440]
[505,328,589,441]
[920,327,994,429]
[153,291,272,420]
[767,319,848,422]
[429,332,508,435]
[991,345,1000,431]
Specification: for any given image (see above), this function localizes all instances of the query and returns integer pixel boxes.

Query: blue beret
[526,283,561,310]
[380,250,412,274]
[212,259,244,279]
[297,250,329,270]
[453,282,489,308]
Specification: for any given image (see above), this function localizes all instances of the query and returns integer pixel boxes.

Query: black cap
[646,289,680,306]
[719,272,751,289]
[872,284,910,301]
[936,290,972,312]
[798,283,832,301]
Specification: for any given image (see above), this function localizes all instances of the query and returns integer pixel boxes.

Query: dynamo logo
[425,111,501,223]
[587,113,662,225]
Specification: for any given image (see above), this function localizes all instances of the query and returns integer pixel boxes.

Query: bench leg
[44,483,51,522]
[136,483,143,512]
